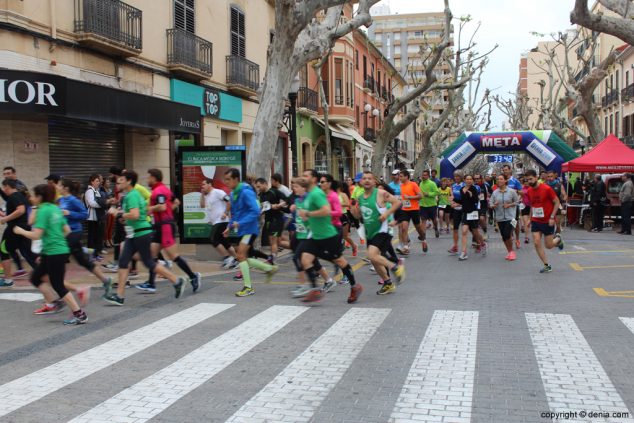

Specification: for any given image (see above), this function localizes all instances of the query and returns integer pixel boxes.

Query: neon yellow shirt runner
[419,179,439,208]
[438,187,451,206]
[358,188,388,240]
[351,185,364,200]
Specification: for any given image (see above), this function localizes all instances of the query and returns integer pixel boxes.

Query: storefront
[0,69,201,190]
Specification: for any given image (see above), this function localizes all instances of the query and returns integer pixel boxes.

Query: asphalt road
[0,226,633,423]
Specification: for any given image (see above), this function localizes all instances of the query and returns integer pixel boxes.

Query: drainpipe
[49,0,57,52]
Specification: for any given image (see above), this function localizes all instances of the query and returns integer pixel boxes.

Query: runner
[298,169,362,303]
[254,177,287,264]
[14,184,87,325]
[320,174,344,289]
[524,169,565,273]
[0,179,38,287]
[397,170,425,254]
[135,169,200,294]
[351,172,405,295]
[337,181,357,258]
[456,174,486,260]
[102,171,186,305]
[545,170,567,234]
[502,164,523,249]
[520,177,532,244]
[388,170,407,253]
[59,179,112,302]
[200,177,237,270]
[474,173,492,238]
[437,178,452,234]
[448,170,465,255]
[489,175,519,260]
[418,169,440,246]
[222,168,278,297]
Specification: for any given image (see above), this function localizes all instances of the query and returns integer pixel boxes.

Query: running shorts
[152,222,176,249]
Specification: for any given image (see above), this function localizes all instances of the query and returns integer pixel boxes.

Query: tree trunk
[315,59,333,175]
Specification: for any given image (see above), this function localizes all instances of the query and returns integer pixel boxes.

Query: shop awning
[334,124,374,150]
[310,117,353,140]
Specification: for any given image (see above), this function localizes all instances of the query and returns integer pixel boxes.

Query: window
[356,105,360,127]
[174,0,195,33]
[627,70,630,88]
[355,50,359,69]
[348,61,354,107]
[605,116,608,133]
[616,70,620,91]
[625,115,630,137]
[230,6,246,57]
[335,58,343,105]
[394,32,400,41]
[321,64,329,104]
[363,55,367,80]
[616,111,620,135]
[610,113,614,134]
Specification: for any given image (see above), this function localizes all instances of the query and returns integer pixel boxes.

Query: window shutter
[174,1,185,30]
[174,0,195,33]
[231,6,246,57]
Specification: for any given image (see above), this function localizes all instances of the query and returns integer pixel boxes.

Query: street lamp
[288,74,301,177]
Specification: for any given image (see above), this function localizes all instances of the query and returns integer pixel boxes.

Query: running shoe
[361,258,371,263]
[102,293,125,306]
[102,263,119,273]
[33,303,63,315]
[347,284,363,304]
[368,265,376,273]
[94,255,104,262]
[128,270,139,280]
[190,272,201,293]
[291,285,311,298]
[112,280,131,288]
[76,286,91,306]
[352,245,358,257]
[396,246,404,254]
[159,259,173,269]
[556,235,565,251]
[458,252,468,261]
[322,279,336,293]
[0,278,14,288]
[135,282,156,294]
[435,229,440,238]
[377,283,395,295]
[393,265,406,285]
[508,251,517,261]
[339,275,350,285]
[539,264,553,273]
[475,245,482,254]
[233,272,244,281]
[480,242,487,256]
[504,253,511,261]
[235,286,255,297]
[174,277,186,298]
[447,245,458,255]
[302,288,323,303]
[264,265,279,283]
[266,256,275,265]
[524,237,530,244]
[422,240,428,253]
[63,311,87,326]
[12,269,28,279]
[515,239,520,249]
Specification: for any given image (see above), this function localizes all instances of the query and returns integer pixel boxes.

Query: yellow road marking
[559,250,634,255]
[570,262,634,271]
[593,288,634,298]
[569,263,584,271]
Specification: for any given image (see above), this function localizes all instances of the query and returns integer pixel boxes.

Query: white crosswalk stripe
[389,310,478,423]
[0,303,234,418]
[68,305,308,423]
[0,293,43,302]
[226,307,390,423]
[526,313,634,423]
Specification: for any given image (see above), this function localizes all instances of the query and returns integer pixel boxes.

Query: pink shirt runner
[326,190,343,227]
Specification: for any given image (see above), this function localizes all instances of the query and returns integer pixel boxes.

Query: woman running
[14,184,87,325]
[320,174,343,291]
[437,178,452,233]
[521,177,532,244]
[337,181,358,257]
[456,175,486,260]
[489,175,519,260]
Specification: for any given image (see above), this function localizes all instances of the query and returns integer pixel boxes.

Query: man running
[397,170,425,254]
[388,170,407,253]
[200,177,237,269]
[545,170,567,234]
[352,172,405,295]
[298,169,362,303]
[448,170,465,255]
[419,169,440,245]
[474,174,492,239]
[223,168,278,297]
[102,171,186,305]
[525,169,565,273]
[254,177,287,264]
[502,164,523,248]
[135,169,200,294]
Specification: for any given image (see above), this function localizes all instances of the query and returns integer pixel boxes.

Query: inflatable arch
[439,130,579,179]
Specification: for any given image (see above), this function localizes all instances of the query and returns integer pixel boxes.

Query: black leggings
[31,254,69,298]
[498,220,514,241]
[67,232,95,272]
[119,234,155,271]
[86,220,104,257]
[292,237,322,273]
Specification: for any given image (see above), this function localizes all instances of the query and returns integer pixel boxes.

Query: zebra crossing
[1,303,634,422]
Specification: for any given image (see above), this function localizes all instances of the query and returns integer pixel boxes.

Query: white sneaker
[459,252,468,261]
[322,279,336,293]
[291,285,311,298]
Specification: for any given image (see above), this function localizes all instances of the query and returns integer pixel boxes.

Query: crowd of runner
[0,163,566,325]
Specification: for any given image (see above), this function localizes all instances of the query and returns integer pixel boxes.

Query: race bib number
[478,193,484,201]
[532,207,545,218]
[124,225,135,239]
[295,223,307,233]
[511,218,518,228]
[519,203,526,211]
[261,201,271,212]
[402,199,411,208]
[31,239,42,254]
[438,204,446,209]
[466,211,479,221]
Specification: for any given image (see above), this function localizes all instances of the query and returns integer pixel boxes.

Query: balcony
[601,89,619,108]
[363,76,375,93]
[297,87,318,113]
[167,28,212,80]
[226,55,260,97]
[334,95,345,106]
[74,0,142,56]
[622,84,634,102]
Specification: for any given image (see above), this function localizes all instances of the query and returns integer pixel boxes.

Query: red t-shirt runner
[150,182,174,223]
[526,183,556,224]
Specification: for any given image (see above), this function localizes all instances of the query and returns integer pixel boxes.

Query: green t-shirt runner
[34,202,70,255]
[358,188,389,240]
[294,196,310,240]
[123,188,153,238]
[419,179,439,208]
[305,187,337,240]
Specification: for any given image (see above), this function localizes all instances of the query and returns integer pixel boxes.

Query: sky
[376,0,576,130]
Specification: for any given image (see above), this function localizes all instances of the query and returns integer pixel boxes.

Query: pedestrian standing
[84,174,106,261]
[489,175,519,261]
[590,174,606,232]
[14,184,87,325]
[619,173,633,235]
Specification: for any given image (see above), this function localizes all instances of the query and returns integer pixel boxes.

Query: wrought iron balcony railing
[297,87,318,112]
[74,0,142,52]
[167,28,213,75]
[226,55,260,93]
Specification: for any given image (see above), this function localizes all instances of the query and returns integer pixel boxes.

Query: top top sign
[480,134,522,148]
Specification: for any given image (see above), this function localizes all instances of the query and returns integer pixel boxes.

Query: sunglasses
[320,180,329,184]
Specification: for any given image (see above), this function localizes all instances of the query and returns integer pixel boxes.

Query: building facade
[0,0,276,191]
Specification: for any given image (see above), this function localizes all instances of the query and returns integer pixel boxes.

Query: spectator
[430,169,441,187]
[85,174,106,260]
[1,167,27,199]
[590,174,606,232]
[619,173,633,235]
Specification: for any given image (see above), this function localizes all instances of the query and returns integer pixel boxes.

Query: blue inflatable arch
[439,130,572,179]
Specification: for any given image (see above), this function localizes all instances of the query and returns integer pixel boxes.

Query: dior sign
[0,70,66,114]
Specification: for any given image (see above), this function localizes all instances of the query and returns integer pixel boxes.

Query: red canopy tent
[562,134,634,173]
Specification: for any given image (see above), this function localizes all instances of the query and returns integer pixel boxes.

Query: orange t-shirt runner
[400,181,421,211]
